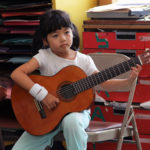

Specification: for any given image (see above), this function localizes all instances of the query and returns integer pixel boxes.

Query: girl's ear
[43,39,49,47]
[42,38,50,49]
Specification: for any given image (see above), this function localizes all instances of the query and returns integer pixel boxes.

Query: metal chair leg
[130,108,142,150]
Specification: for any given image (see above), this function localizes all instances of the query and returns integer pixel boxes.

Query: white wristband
[29,83,48,101]
[29,83,42,98]
[35,86,48,101]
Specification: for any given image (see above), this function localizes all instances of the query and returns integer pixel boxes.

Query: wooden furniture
[83,19,150,30]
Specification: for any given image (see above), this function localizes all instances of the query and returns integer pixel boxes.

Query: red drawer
[139,77,150,85]
[98,84,150,103]
[83,32,150,50]
[135,112,150,135]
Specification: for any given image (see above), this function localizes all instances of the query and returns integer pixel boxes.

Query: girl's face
[45,27,73,57]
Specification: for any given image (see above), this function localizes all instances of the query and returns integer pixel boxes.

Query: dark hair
[32,9,80,55]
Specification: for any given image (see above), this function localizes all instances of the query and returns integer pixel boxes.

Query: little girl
[11,9,141,150]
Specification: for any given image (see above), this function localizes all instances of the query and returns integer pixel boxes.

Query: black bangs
[50,12,72,31]
[40,9,72,38]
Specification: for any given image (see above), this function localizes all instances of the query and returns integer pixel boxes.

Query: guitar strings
[56,81,87,96]
[56,59,137,97]
[56,78,96,97]
[56,84,74,95]
[56,74,101,97]
[56,77,95,96]
[56,74,102,96]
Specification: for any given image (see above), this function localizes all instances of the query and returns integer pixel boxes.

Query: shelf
[83,19,150,30]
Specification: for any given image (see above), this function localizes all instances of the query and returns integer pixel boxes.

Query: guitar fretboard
[72,56,141,94]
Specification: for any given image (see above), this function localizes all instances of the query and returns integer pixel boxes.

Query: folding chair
[86,53,142,150]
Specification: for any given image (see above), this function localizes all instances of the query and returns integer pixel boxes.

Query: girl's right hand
[42,93,60,111]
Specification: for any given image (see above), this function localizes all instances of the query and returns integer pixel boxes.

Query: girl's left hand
[129,64,142,82]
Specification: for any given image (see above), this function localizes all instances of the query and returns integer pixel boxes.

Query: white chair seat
[86,121,132,142]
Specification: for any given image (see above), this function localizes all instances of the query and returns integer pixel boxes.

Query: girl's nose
[60,34,66,41]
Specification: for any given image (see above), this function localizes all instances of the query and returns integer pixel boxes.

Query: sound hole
[57,81,76,102]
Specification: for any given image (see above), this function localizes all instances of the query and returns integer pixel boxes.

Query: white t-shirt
[34,48,98,113]
[34,48,98,76]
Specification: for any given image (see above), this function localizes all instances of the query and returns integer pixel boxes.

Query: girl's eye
[52,34,58,38]
[65,30,70,34]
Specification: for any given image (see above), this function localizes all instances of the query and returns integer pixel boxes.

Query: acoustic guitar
[11,51,150,135]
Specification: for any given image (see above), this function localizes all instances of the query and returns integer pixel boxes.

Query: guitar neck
[72,56,141,94]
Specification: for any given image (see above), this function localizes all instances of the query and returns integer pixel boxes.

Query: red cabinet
[82,31,150,78]
[83,30,150,150]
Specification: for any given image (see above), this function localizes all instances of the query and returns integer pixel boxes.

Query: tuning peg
[145,48,150,52]
[144,49,150,56]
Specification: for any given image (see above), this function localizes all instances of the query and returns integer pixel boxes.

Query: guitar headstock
[139,50,150,65]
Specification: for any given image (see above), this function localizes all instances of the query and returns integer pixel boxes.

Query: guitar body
[11,66,94,135]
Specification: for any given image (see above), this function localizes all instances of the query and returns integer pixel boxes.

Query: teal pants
[12,110,91,150]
